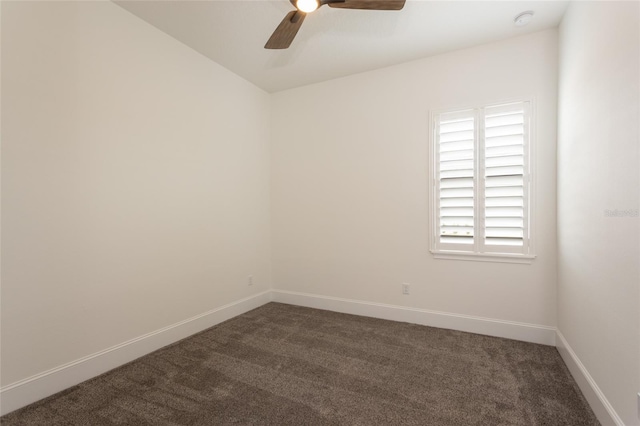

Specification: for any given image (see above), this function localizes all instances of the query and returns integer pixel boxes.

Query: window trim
[428,97,537,264]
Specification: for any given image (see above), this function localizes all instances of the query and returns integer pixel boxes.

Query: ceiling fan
[265,0,405,49]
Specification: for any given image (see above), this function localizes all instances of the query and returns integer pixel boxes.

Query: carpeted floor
[2,302,599,425]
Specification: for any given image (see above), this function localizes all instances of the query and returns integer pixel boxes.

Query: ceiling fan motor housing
[266,0,406,49]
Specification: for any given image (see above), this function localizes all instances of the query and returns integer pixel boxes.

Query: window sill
[430,250,536,264]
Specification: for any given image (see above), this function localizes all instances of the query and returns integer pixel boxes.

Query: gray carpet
[2,302,599,425]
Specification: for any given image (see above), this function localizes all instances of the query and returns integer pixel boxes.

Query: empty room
[1,0,638,424]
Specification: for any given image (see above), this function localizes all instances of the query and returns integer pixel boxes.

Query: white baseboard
[555,331,624,426]
[6,289,617,425]
[271,289,556,346]
[0,290,272,416]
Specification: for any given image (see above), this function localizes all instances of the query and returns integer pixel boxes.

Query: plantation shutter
[436,110,475,247]
[433,100,531,257]
[483,102,529,252]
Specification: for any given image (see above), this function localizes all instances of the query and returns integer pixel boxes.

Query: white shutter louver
[436,110,475,245]
[483,103,528,249]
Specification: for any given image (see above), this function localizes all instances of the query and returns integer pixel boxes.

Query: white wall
[1,0,271,388]
[557,2,640,425]
[271,30,558,328]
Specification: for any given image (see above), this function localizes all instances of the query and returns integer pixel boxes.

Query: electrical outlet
[402,283,410,295]
[248,275,253,286]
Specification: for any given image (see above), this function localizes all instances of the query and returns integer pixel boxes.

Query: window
[430,100,535,263]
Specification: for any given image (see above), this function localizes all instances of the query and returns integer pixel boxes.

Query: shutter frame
[431,100,533,259]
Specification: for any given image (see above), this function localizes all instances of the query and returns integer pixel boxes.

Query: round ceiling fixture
[296,0,319,13]
[514,11,534,27]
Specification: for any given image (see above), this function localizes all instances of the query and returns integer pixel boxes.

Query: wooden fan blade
[328,0,405,10]
[265,10,307,49]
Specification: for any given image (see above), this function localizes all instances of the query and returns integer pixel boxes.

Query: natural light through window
[430,100,535,263]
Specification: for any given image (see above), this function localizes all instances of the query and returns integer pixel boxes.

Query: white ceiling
[115,0,569,93]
